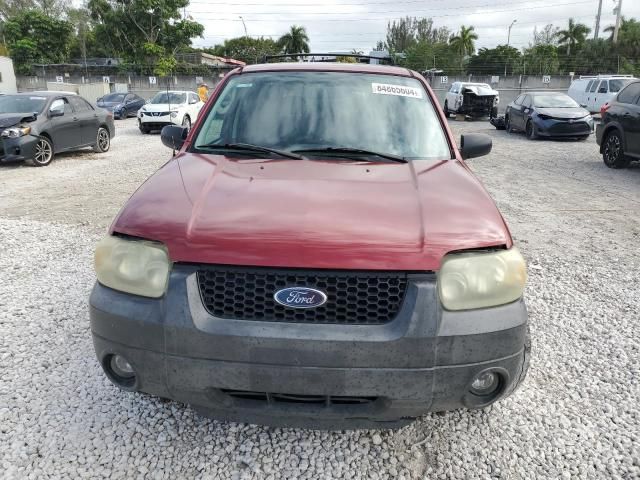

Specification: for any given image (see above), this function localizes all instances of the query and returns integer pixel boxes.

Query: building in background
[0,57,18,94]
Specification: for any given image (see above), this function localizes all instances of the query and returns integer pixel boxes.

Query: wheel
[490,106,498,119]
[525,120,538,140]
[139,121,150,134]
[602,130,630,169]
[505,115,513,133]
[182,115,191,131]
[92,127,111,153]
[443,101,450,118]
[31,136,54,167]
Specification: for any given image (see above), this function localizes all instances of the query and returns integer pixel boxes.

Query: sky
[186,0,640,54]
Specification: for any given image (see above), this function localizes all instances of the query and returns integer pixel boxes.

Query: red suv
[90,62,530,429]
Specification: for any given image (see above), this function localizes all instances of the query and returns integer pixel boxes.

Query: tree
[449,25,478,57]
[209,36,280,64]
[277,25,310,56]
[467,45,521,75]
[522,44,559,75]
[0,0,68,19]
[4,9,73,73]
[87,0,204,75]
[532,24,559,46]
[556,18,590,56]
[385,17,416,53]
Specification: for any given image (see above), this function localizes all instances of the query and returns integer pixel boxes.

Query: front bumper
[535,117,592,138]
[139,113,179,129]
[89,265,529,429]
[0,135,39,163]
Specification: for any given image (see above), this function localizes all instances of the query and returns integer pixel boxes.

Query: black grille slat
[197,267,408,325]
[222,389,378,406]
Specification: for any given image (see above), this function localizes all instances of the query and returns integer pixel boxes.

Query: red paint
[111,64,512,271]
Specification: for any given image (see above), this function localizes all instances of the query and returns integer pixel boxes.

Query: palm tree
[449,25,478,57]
[278,25,310,57]
[556,18,591,55]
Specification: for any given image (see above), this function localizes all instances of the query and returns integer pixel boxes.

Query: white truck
[444,82,499,118]
[567,75,637,113]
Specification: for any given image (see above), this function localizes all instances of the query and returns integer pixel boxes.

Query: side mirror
[460,134,492,160]
[161,125,188,151]
[49,108,64,118]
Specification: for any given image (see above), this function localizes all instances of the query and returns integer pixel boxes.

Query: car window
[150,92,186,105]
[522,95,532,108]
[69,96,93,112]
[514,95,524,105]
[617,82,640,104]
[585,80,594,92]
[189,93,199,104]
[597,81,608,93]
[50,98,72,115]
[609,79,633,93]
[103,93,126,102]
[589,81,599,93]
[532,95,580,108]
[193,71,451,160]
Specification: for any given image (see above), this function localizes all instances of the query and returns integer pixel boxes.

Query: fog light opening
[104,354,137,389]
[470,371,500,396]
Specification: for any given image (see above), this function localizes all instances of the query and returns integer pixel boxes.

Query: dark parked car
[90,62,530,430]
[505,92,594,140]
[596,80,640,169]
[97,93,145,119]
[0,92,115,167]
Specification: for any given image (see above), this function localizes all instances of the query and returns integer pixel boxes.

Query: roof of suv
[240,62,413,77]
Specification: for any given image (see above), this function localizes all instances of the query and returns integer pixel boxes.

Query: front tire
[443,101,451,118]
[93,127,111,153]
[602,130,630,169]
[505,115,513,133]
[31,136,54,167]
[182,115,191,131]
[526,120,538,140]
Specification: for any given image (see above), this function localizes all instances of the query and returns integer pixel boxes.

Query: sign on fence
[491,75,499,84]
[149,76,157,85]
[440,76,448,84]
[55,76,63,84]
[542,75,551,84]
[102,76,110,83]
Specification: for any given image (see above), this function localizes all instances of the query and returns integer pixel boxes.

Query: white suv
[444,82,499,118]
[138,90,204,134]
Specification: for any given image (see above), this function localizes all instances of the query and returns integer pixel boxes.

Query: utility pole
[239,16,248,37]
[613,0,623,43]
[505,19,517,76]
[594,0,603,39]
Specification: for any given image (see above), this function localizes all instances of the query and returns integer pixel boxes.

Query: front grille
[550,121,590,134]
[197,266,408,324]
[142,111,170,117]
[222,389,378,406]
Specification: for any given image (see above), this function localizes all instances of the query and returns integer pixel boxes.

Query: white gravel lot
[1,118,639,479]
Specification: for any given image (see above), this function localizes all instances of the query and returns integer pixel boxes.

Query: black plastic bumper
[89,265,529,429]
[0,135,38,163]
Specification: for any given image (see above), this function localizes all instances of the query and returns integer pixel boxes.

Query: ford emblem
[274,287,327,309]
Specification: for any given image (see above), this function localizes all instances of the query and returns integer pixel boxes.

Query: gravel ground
[1,118,639,479]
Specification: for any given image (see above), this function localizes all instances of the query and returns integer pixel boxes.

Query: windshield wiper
[195,142,303,160]
[293,147,407,163]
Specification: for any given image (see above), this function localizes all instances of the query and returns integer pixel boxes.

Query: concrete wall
[17,73,227,100]
[428,75,574,113]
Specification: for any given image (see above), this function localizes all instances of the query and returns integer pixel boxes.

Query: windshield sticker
[236,83,253,88]
[371,83,423,99]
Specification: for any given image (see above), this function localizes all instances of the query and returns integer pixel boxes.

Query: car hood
[143,103,184,112]
[111,155,512,270]
[535,107,590,119]
[0,112,37,128]
[461,85,499,97]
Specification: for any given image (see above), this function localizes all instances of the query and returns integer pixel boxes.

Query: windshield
[102,93,126,102]
[193,71,451,160]
[533,95,580,108]
[0,95,48,114]
[150,92,186,105]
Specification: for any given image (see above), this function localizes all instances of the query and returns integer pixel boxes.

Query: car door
[68,96,98,146]
[624,84,640,156]
[592,80,609,112]
[445,83,457,109]
[46,98,77,151]
[509,94,525,129]
[188,92,204,119]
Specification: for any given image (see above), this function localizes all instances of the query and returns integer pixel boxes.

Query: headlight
[95,236,170,298]
[170,112,178,118]
[1,126,31,138]
[494,97,500,105]
[438,248,527,311]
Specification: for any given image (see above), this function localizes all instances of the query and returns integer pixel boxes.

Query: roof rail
[579,74,634,79]
[261,53,396,65]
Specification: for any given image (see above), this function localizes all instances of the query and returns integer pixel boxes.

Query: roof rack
[578,74,634,79]
[261,53,396,66]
